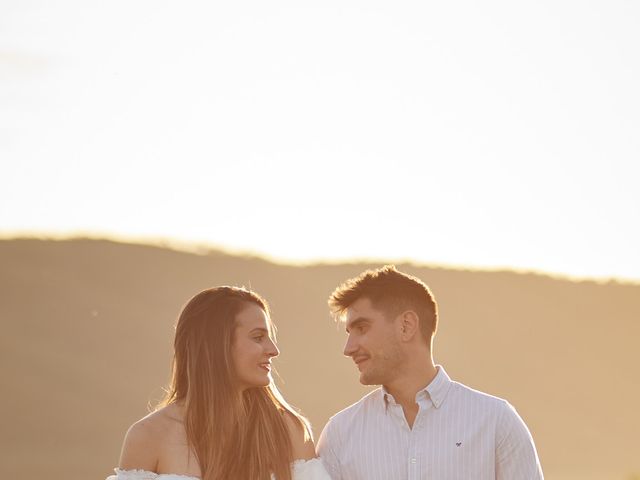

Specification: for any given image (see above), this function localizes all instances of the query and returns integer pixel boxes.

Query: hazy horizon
[4,231,640,284]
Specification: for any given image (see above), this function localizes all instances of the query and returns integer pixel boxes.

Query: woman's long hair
[160,286,311,480]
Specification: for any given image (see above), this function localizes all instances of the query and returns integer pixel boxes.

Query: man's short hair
[328,265,438,342]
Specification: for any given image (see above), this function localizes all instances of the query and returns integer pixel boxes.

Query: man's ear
[399,310,420,341]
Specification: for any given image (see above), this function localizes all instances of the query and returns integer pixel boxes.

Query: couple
[108,266,543,480]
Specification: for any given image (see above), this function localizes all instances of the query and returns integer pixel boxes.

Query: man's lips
[352,356,369,369]
[259,362,272,372]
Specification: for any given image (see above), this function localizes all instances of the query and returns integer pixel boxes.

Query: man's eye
[254,335,264,341]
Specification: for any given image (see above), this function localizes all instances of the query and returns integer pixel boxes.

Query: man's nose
[343,334,357,357]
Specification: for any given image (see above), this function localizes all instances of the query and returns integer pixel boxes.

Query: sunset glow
[2,0,639,281]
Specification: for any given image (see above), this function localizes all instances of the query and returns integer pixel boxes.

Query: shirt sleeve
[495,402,544,480]
[317,418,343,480]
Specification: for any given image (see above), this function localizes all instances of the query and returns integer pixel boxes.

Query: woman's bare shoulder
[119,405,184,471]
[283,411,316,461]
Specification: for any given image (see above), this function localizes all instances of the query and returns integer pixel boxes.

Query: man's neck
[384,361,438,409]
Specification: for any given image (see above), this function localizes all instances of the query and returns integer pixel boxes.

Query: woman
[108,286,331,480]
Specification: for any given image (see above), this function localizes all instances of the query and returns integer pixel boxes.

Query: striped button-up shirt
[317,366,543,480]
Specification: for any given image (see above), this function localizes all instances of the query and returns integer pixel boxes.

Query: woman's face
[231,303,279,390]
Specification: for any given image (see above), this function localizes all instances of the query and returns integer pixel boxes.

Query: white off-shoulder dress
[107,458,332,480]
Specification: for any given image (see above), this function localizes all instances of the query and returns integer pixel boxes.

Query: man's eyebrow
[249,327,269,334]
[345,317,371,333]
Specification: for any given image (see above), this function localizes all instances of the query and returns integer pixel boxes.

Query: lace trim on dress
[107,468,199,480]
[291,458,332,479]
[291,458,324,472]
[108,459,329,480]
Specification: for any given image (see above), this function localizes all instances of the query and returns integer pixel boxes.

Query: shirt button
[410,458,417,464]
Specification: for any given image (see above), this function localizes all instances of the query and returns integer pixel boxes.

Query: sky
[1,0,639,281]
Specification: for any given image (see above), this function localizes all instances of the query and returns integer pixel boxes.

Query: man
[317,266,543,480]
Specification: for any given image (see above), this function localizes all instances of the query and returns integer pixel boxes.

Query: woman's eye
[254,335,264,341]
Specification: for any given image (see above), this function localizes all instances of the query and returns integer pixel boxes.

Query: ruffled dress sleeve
[106,469,200,480]
[106,469,159,480]
[291,458,333,480]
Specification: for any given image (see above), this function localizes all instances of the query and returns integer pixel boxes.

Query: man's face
[343,297,405,386]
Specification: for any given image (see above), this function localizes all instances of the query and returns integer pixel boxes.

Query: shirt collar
[424,365,453,408]
[381,365,453,410]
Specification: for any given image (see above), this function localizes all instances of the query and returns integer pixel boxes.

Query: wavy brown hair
[160,286,310,480]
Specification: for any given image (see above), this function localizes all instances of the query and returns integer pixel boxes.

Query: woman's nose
[266,337,280,357]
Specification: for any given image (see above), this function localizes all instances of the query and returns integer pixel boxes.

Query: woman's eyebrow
[249,327,269,334]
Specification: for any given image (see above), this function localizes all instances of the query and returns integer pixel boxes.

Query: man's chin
[359,372,379,386]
